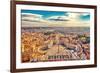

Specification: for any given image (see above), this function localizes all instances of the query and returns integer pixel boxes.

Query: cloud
[65,12,90,24]
[47,16,69,21]
[66,12,80,19]
[79,13,90,21]
[81,13,90,16]
[21,13,50,27]
[21,13,45,22]
[22,13,42,18]
[66,12,90,21]
[21,12,90,27]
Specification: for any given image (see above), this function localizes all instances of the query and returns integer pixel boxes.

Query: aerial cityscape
[21,9,90,63]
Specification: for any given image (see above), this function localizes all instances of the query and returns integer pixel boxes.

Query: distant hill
[22,27,90,34]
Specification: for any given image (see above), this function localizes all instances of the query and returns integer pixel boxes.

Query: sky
[21,9,90,27]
